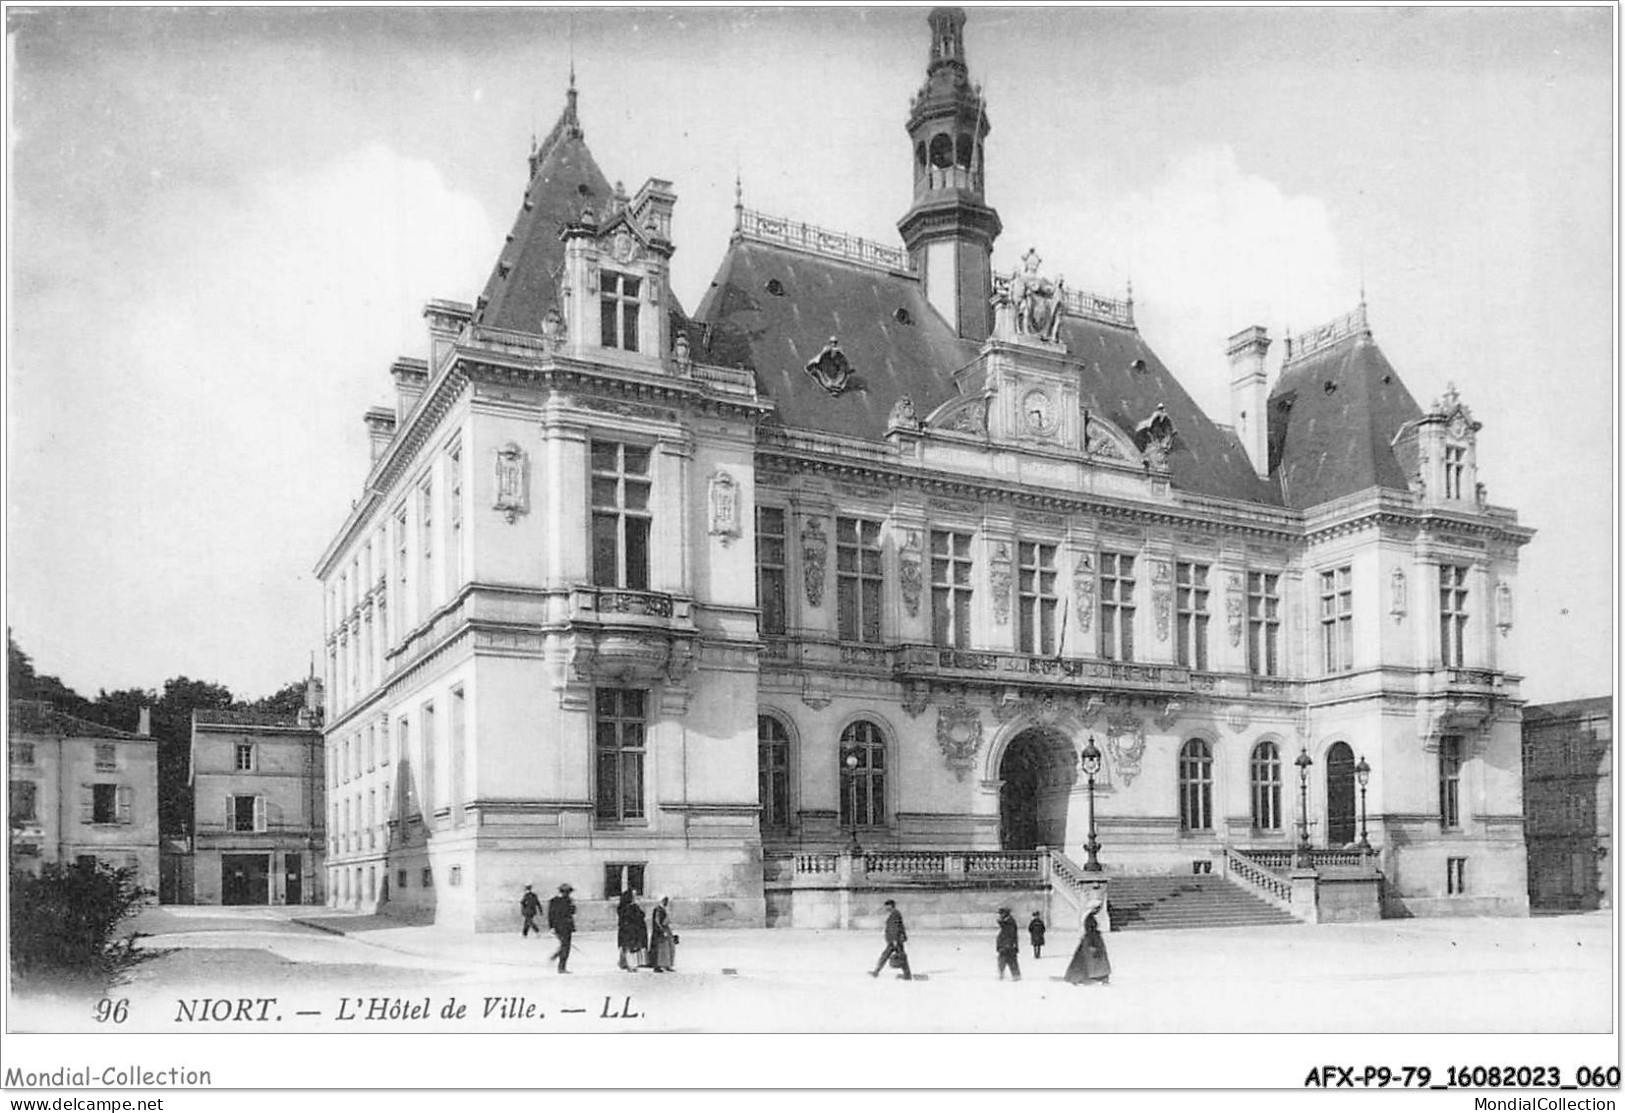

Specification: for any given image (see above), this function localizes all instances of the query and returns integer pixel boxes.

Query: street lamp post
[843,751,863,856]
[1295,747,1314,868]
[1355,755,1372,853]
[1080,735,1103,872]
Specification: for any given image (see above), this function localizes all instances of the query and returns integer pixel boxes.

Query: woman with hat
[649,896,678,972]
[617,888,648,971]
[1063,894,1111,986]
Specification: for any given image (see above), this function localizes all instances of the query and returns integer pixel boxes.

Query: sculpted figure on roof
[1011,248,1065,342]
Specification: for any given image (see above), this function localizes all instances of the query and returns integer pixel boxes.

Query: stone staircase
[1106,874,1302,932]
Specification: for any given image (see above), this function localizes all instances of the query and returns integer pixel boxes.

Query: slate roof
[1523,697,1613,724]
[694,237,1284,505]
[8,700,149,741]
[192,709,312,731]
[1266,329,1422,509]
[694,239,977,438]
[474,89,612,335]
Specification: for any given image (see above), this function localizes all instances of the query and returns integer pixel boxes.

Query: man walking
[996,907,1022,981]
[869,898,912,980]
[546,882,576,973]
[520,884,542,938]
[1028,910,1046,959]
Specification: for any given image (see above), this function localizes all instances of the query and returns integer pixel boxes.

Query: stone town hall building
[317,9,1532,930]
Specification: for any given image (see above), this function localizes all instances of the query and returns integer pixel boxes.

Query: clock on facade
[1022,389,1057,436]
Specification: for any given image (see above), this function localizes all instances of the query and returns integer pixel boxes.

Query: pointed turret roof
[1267,306,1423,508]
[475,81,613,334]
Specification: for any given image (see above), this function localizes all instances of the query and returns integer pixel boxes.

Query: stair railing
[1046,848,1111,931]
[1219,846,1299,915]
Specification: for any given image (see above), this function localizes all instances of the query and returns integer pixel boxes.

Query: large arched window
[1250,741,1282,831]
[758,715,790,832]
[839,720,887,828]
[1179,738,1213,831]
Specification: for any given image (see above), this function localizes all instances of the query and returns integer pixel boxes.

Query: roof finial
[734,170,743,230]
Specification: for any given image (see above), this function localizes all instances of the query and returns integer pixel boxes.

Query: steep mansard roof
[694,236,1284,506]
[1267,319,1423,509]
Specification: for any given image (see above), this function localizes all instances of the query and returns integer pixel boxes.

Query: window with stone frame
[595,689,647,823]
[1178,738,1213,831]
[89,783,131,825]
[394,506,410,638]
[417,476,435,618]
[1098,552,1136,661]
[1175,561,1210,670]
[1439,564,1469,668]
[591,441,652,590]
[930,530,974,649]
[1018,540,1058,655]
[1446,856,1467,895]
[757,715,791,831]
[836,517,883,644]
[95,743,117,772]
[756,507,787,636]
[10,742,35,766]
[600,271,641,351]
[446,442,463,592]
[9,779,38,823]
[1439,734,1463,830]
[1443,444,1467,499]
[1319,566,1354,674]
[1247,571,1281,676]
[1250,741,1282,831]
[235,743,256,772]
[839,719,887,828]
[229,793,263,834]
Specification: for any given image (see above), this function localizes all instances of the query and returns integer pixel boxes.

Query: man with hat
[996,907,1022,981]
[545,882,577,973]
[519,883,543,938]
[869,899,912,980]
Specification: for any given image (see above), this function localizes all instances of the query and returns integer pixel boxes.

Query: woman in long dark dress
[1064,904,1112,985]
[649,896,677,972]
[616,890,648,971]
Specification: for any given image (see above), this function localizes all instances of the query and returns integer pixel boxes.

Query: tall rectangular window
[1247,572,1281,676]
[1446,856,1467,895]
[1017,541,1058,655]
[930,530,974,648]
[446,444,463,592]
[1439,734,1462,829]
[394,507,409,638]
[1098,552,1136,661]
[1319,567,1354,674]
[600,272,641,351]
[1175,562,1210,670]
[230,794,261,833]
[417,478,434,618]
[235,743,255,772]
[1444,444,1466,499]
[421,702,437,823]
[450,687,466,827]
[1439,564,1469,667]
[95,743,117,772]
[836,517,883,643]
[591,442,652,590]
[92,783,118,824]
[756,507,787,635]
[595,689,646,823]
[10,780,38,823]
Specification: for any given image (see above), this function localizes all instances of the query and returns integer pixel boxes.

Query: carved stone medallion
[936,701,984,781]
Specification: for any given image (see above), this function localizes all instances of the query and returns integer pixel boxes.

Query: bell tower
[898,6,1002,342]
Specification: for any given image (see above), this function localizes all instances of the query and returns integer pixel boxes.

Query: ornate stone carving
[1495,580,1513,637]
[1104,712,1146,786]
[1225,703,1252,734]
[1154,700,1184,732]
[942,396,989,434]
[901,681,930,719]
[1085,414,1128,460]
[801,516,828,608]
[707,471,741,546]
[1390,568,1407,623]
[1226,572,1244,647]
[993,691,1074,726]
[493,441,529,523]
[541,303,567,346]
[1151,559,1172,641]
[990,542,1013,625]
[936,701,984,781]
[1007,248,1068,343]
[899,530,923,618]
[804,337,856,395]
[888,394,919,431]
[1134,402,1176,469]
[1073,552,1095,634]
[673,330,692,372]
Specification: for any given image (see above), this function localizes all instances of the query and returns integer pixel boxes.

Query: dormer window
[1444,444,1466,499]
[600,272,641,351]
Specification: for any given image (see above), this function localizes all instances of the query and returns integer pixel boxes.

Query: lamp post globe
[1080,736,1103,872]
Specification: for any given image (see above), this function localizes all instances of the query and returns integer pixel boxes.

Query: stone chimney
[137,707,151,736]
[391,357,429,421]
[364,406,397,463]
[1226,325,1271,479]
[423,299,473,374]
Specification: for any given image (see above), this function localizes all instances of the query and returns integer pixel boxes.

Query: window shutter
[254,796,266,832]
[116,785,132,824]
[80,784,93,824]
[225,796,234,831]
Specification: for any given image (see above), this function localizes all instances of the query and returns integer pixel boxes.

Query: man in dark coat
[1028,910,1046,959]
[869,899,912,980]
[996,907,1022,981]
[520,884,542,938]
[545,882,576,973]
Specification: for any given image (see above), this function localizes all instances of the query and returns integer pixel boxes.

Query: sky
[5,4,1615,705]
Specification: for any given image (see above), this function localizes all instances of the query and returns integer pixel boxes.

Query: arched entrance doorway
[998,729,1078,850]
[1325,742,1356,846]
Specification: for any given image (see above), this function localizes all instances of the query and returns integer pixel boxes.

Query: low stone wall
[767,880,1052,930]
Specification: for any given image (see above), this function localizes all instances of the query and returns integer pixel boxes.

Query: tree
[7,631,93,720]
[243,679,310,719]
